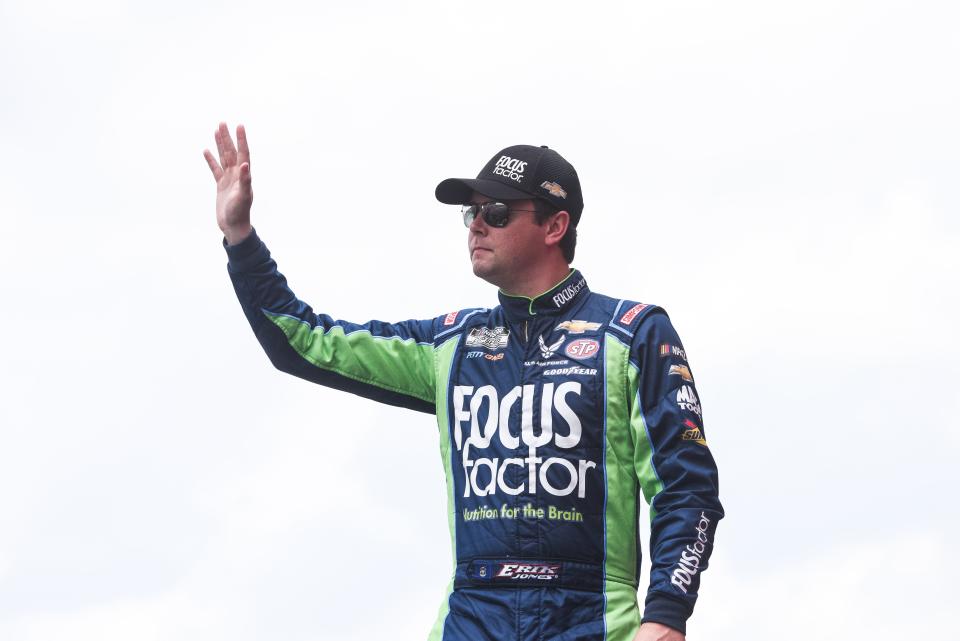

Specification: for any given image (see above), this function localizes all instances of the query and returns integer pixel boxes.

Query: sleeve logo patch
[619,303,649,325]
[670,512,712,593]
[444,311,460,326]
[659,343,687,361]
[668,364,694,382]
[681,419,707,446]
[676,385,702,417]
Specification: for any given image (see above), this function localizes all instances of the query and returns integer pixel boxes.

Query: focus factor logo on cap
[492,156,528,183]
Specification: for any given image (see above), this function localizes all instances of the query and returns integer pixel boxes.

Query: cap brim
[435,178,531,205]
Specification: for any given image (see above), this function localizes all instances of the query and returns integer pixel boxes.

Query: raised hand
[203,122,253,245]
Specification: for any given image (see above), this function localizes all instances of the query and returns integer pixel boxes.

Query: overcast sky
[1,1,957,639]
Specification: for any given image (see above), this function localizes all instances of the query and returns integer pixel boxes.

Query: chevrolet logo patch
[556,320,602,334]
[540,181,567,199]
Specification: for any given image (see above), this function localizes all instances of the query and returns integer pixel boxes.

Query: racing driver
[204,122,723,641]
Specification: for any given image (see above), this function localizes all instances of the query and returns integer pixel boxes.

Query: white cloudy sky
[1,1,957,639]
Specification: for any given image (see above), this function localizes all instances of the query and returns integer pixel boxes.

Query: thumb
[240,162,252,184]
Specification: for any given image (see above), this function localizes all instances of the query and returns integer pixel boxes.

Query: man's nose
[469,211,488,234]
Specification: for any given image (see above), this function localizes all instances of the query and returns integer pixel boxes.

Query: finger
[203,149,223,181]
[219,121,237,167]
[240,161,251,185]
[215,124,227,167]
[237,124,250,167]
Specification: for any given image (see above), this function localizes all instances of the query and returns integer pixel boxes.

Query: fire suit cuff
[641,593,692,635]
[223,227,265,272]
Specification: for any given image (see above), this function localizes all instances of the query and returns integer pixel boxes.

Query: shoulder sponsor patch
[465,326,509,350]
[668,364,694,382]
[564,338,600,359]
[659,343,687,361]
[443,311,459,326]
[619,303,649,325]
[555,320,601,334]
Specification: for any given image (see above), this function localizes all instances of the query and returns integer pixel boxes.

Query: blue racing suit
[225,230,723,640]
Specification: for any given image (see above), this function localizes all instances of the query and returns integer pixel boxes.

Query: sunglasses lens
[482,202,511,227]
[462,204,478,228]
[461,202,513,228]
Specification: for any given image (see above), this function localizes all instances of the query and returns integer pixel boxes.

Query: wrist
[223,223,253,246]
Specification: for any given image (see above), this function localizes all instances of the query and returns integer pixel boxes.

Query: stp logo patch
[565,338,600,359]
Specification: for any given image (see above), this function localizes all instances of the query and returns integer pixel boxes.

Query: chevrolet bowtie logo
[540,181,567,199]
[556,320,601,334]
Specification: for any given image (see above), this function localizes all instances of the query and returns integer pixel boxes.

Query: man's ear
[544,210,570,247]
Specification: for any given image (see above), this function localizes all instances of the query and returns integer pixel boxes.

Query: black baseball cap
[435,144,584,226]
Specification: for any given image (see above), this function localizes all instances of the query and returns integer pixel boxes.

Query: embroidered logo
[465,327,510,350]
[540,181,567,199]
[619,303,649,325]
[538,335,566,359]
[555,320,601,334]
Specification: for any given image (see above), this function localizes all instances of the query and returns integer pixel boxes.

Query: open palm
[203,122,253,244]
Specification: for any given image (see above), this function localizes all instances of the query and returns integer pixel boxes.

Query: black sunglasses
[461,202,537,228]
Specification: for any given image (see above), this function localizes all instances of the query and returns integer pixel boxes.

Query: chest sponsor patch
[465,326,509,350]
[565,338,600,359]
[539,335,566,359]
[619,303,649,325]
[453,382,598,500]
[466,351,504,361]
[524,359,570,367]
[555,320,601,334]
[544,366,598,377]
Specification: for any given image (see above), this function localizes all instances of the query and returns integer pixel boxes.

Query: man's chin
[471,260,501,287]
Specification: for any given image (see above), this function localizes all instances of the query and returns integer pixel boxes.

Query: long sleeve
[224,229,438,414]
[628,311,723,633]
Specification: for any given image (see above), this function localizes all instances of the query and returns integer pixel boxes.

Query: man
[204,122,722,641]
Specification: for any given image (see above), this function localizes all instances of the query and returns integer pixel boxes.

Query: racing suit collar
[497,269,590,320]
